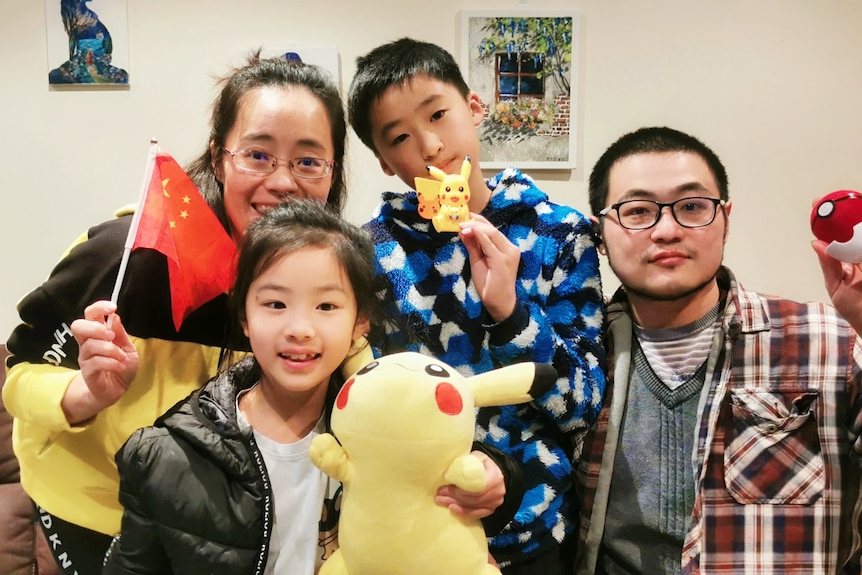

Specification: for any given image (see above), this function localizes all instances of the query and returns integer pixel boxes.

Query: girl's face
[242,245,369,398]
[216,86,335,243]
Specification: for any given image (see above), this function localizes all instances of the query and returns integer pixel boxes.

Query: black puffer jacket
[104,357,275,575]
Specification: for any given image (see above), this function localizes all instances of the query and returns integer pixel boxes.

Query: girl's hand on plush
[62,300,140,424]
[460,214,519,322]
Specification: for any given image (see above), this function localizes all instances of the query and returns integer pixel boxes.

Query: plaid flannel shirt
[576,267,862,574]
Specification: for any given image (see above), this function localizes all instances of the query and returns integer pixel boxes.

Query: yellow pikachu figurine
[415,156,472,233]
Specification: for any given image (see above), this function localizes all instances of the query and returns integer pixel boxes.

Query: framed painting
[45,0,130,86]
[459,10,580,169]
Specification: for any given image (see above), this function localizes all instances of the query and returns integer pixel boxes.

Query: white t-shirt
[237,387,330,575]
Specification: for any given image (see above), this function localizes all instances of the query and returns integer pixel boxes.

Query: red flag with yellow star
[131,152,236,331]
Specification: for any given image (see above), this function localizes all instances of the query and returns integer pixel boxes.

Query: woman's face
[216,85,335,243]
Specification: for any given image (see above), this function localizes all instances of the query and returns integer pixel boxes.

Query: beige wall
[2,0,861,338]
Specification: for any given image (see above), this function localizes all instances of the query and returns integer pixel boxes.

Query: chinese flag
[132,153,237,331]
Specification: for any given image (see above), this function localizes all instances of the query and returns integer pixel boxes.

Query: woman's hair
[228,199,380,373]
[186,51,348,234]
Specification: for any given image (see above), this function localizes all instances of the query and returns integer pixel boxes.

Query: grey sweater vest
[598,344,705,575]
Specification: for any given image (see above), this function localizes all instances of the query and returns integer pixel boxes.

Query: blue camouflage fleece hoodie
[363,167,607,566]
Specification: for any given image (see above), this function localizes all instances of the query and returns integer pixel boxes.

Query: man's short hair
[588,126,729,217]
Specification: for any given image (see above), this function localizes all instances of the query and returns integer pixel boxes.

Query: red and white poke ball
[811,190,862,263]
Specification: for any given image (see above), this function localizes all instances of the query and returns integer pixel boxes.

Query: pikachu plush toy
[310,351,556,575]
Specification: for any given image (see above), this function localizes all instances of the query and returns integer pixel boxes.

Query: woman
[3,52,346,574]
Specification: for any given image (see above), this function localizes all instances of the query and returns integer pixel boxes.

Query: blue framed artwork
[45,0,130,86]
[460,10,579,169]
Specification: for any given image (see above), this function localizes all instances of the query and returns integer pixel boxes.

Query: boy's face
[369,74,484,188]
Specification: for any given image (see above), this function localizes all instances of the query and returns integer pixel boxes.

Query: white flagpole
[109,138,160,308]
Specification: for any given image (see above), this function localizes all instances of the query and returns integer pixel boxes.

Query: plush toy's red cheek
[435,382,463,415]
[336,378,355,410]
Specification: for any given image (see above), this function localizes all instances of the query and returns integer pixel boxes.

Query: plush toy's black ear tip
[529,364,558,398]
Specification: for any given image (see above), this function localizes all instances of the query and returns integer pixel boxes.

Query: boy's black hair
[588,126,729,217]
[347,37,470,154]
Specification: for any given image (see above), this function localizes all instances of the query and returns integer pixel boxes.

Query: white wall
[2,0,861,339]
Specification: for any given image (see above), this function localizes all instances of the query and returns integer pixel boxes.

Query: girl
[103,199,377,574]
[3,53,347,573]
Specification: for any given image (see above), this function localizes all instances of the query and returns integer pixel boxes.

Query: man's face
[597,151,731,302]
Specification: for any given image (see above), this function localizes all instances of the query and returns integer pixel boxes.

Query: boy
[347,37,606,573]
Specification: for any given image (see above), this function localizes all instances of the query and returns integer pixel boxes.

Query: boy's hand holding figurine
[459,213,520,323]
[414,155,519,322]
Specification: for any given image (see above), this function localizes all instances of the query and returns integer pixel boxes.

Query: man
[576,126,862,574]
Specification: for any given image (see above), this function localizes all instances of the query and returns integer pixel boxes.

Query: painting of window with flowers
[460,11,579,169]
